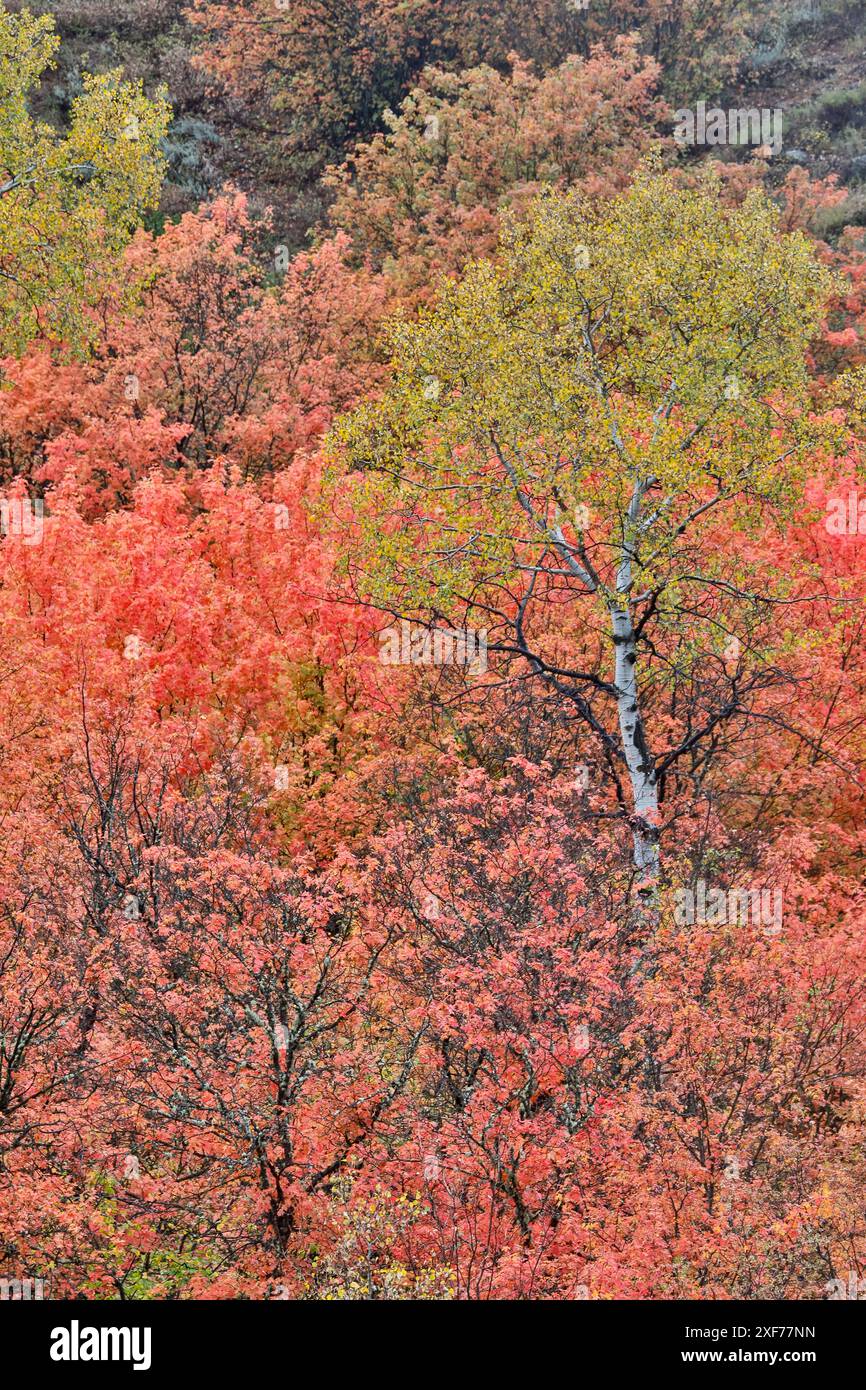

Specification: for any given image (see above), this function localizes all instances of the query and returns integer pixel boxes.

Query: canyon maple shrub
[347,755,866,1298]
[0,192,387,508]
[326,39,667,300]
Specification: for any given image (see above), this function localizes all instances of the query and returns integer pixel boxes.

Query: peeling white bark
[610,481,659,889]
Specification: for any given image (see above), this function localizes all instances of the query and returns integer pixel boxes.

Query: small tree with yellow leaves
[0,3,170,353]
[301,1182,455,1300]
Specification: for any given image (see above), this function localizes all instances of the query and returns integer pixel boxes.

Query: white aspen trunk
[611,481,659,892]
